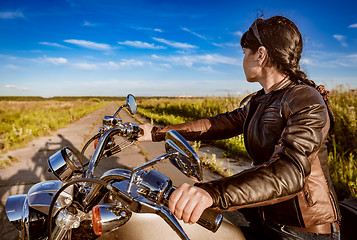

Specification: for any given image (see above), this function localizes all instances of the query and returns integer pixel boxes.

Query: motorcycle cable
[79,132,102,169]
[47,178,114,240]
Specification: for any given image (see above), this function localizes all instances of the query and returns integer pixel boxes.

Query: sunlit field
[137,87,357,200]
[0,98,109,156]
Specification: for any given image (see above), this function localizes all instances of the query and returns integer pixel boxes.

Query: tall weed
[0,100,108,153]
[327,87,357,199]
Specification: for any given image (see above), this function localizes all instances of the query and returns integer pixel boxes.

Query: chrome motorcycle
[5,94,245,240]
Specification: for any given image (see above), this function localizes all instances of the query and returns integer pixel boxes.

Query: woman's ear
[257,46,268,66]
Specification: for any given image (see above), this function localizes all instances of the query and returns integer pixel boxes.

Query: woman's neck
[259,67,287,94]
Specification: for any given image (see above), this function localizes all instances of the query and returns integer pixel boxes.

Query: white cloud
[4,64,19,70]
[151,53,240,67]
[196,66,216,72]
[300,58,313,66]
[181,27,206,40]
[103,61,120,70]
[348,23,357,28]
[302,51,357,68]
[233,31,243,37]
[160,63,171,68]
[333,35,348,47]
[152,37,198,49]
[0,10,24,19]
[117,41,166,49]
[64,39,112,50]
[0,54,18,60]
[83,21,98,27]
[69,59,147,71]
[39,42,69,48]
[134,27,163,32]
[43,57,68,65]
[5,84,28,91]
[213,42,240,48]
[119,59,146,67]
[198,54,240,65]
[71,62,98,70]
[100,59,146,69]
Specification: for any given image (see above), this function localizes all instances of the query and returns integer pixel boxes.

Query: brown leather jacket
[152,80,341,233]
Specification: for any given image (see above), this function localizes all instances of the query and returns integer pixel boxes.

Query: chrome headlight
[48,147,82,182]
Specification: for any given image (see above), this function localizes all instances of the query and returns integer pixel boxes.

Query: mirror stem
[113,104,127,118]
[127,152,178,194]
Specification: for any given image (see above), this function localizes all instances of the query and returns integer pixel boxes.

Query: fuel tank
[98,212,246,240]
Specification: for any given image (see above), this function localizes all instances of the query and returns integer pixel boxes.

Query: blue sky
[0,0,356,97]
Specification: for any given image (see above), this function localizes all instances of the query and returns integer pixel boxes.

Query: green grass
[0,100,109,153]
[327,87,357,199]
[137,96,248,159]
[137,88,357,200]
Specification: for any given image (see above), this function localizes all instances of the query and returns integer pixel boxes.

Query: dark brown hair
[241,15,334,126]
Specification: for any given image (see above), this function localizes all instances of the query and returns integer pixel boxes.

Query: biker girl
[139,15,341,240]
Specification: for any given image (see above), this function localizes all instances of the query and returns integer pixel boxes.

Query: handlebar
[85,121,141,178]
[164,187,222,233]
[84,107,222,238]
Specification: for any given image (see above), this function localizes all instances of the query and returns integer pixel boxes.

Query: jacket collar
[254,78,294,102]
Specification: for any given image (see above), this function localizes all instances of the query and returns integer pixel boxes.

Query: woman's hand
[138,123,154,141]
[169,183,213,224]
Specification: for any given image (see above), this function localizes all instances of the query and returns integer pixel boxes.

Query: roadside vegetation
[137,87,357,200]
[327,87,357,200]
[0,97,110,168]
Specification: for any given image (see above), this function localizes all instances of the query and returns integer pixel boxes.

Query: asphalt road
[0,103,229,240]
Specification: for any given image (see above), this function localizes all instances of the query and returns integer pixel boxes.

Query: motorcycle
[5,94,245,240]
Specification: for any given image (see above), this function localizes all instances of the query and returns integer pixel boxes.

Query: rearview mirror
[165,130,202,182]
[126,94,137,115]
[113,94,137,118]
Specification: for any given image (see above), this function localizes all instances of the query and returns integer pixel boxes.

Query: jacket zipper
[329,191,341,223]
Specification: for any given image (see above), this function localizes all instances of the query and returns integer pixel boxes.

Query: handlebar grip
[196,208,223,232]
[165,187,223,232]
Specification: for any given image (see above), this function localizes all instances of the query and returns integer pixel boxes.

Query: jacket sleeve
[196,86,329,210]
[151,106,247,141]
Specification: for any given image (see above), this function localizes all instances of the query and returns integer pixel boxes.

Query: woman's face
[242,48,260,83]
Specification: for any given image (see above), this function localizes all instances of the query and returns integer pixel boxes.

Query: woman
[139,16,340,239]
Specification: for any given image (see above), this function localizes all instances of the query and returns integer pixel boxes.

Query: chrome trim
[48,147,82,182]
[165,130,202,182]
[126,94,137,115]
[55,208,82,230]
[113,94,137,117]
[27,180,73,215]
[102,115,122,129]
[83,169,132,206]
[5,194,27,230]
[85,127,123,179]
[127,152,176,194]
[111,180,189,240]
[100,169,132,181]
[21,197,30,239]
[139,170,172,204]
[94,205,131,234]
